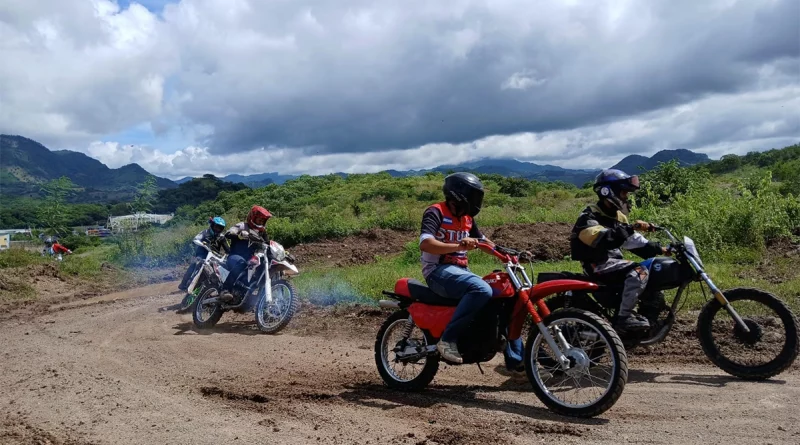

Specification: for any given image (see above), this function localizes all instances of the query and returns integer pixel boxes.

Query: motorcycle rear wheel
[193,287,224,329]
[525,308,628,418]
[697,288,799,380]
[375,310,439,391]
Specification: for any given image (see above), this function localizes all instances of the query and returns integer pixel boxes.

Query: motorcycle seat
[394,278,460,306]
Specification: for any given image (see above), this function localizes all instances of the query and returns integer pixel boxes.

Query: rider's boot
[219,290,235,303]
[614,313,650,331]
[437,340,463,364]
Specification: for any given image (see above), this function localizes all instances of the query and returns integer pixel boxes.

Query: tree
[129,176,158,214]
[37,176,78,235]
[708,154,741,174]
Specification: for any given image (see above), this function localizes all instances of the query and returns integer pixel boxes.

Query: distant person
[42,236,55,257]
[569,169,668,331]
[178,216,229,292]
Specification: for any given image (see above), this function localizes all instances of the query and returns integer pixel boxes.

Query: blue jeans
[426,264,524,368]
[224,255,247,291]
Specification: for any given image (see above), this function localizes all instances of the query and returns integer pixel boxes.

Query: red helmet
[247,205,272,232]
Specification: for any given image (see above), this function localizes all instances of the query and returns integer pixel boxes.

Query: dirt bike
[193,237,300,334]
[177,240,228,314]
[540,226,799,380]
[376,242,629,418]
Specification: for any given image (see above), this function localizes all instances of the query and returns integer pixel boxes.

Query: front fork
[700,272,750,333]
[514,289,573,371]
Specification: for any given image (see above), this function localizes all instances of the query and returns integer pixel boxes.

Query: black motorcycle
[540,226,799,380]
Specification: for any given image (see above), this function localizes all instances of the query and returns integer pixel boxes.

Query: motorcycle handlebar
[476,242,531,263]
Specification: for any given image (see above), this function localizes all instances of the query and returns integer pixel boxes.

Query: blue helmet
[208,216,226,235]
[593,169,640,213]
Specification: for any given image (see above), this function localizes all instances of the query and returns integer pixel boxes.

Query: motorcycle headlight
[683,236,703,268]
[269,241,286,262]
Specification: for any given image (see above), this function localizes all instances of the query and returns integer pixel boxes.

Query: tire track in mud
[196,381,588,445]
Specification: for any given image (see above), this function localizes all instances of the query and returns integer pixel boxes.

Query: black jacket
[569,203,662,265]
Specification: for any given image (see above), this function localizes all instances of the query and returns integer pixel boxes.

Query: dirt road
[1,285,798,445]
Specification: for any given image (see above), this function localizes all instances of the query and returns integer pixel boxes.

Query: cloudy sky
[1,0,798,179]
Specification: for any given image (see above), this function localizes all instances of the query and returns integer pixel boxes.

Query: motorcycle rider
[570,169,667,331]
[219,205,272,302]
[420,172,524,368]
[178,216,229,292]
[51,241,72,261]
[42,236,55,257]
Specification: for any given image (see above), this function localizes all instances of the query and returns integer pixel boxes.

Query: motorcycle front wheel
[525,308,628,418]
[193,287,224,329]
[178,285,203,314]
[697,288,799,380]
[255,279,300,334]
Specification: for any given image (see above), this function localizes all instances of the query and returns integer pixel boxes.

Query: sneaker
[614,313,650,331]
[437,341,463,364]
[219,291,235,303]
[178,284,188,291]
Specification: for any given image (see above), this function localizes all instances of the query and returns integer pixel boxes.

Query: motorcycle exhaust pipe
[378,300,400,309]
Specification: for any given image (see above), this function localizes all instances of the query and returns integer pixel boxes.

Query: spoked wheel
[193,287,223,329]
[255,279,300,334]
[697,288,799,380]
[375,310,439,391]
[525,309,628,418]
[178,280,203,314]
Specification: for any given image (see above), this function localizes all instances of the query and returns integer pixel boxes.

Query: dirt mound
[287,223,574,268]
[288,228,415,267]
[736,237,800,284]
[485,223,572,262]
[766,236,800,258]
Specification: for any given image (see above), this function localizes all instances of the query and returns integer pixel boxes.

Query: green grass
[0,248,47,269]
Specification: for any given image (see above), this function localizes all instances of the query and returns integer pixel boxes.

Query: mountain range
[1,134,711,200]
[178,149,710,187]
[0,134,176,202]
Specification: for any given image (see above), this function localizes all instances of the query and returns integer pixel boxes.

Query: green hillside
[0,134,175,201]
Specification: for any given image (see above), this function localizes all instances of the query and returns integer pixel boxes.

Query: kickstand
[476,362,485,375]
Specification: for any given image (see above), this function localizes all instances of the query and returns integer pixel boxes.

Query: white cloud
[1,0,798,175]
[83,84,799,179]
[501,70,547,91]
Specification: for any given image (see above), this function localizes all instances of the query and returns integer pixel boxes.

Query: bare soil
[1,286,798,445]
[288,222,574,268]
[736,237,800,284]
[485,223,572,262]
[288,228,416,267]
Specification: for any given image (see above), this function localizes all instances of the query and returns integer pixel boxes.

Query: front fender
[529,279,599,302]
[271,260,299,276]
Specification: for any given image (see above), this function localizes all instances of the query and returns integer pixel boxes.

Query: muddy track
[1,289,799,445]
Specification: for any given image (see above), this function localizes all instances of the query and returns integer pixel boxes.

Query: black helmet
[443,172,485,217]
[593,169,640,213]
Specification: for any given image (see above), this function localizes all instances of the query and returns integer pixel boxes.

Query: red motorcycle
[375,243,628,418]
